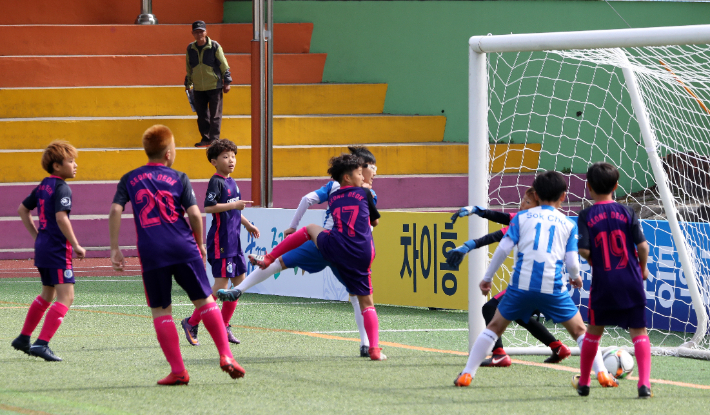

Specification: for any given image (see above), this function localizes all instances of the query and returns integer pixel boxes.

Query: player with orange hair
[11,141,86,361]
[109,125,245,385]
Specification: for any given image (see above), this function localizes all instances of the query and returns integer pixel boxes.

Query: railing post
[251,0,263,206]
[135,0,158,25]
[251,0,273,207]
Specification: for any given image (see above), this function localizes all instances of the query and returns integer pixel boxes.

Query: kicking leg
[250,225,323,269]
[480,298,511,367]
[217,257,284,302]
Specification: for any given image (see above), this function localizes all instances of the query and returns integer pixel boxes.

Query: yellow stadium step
[0,144,540,183]
[0,85,387,118]
[0,115,445,149]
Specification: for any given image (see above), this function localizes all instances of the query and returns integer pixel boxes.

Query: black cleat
[225,325,241,344]
[360,345,370,357]
[194,140,212,148]
[11,336,31,355]
[572,375,589,396]
[181,317,200,346]
[638,385,653,399]
[217,288,242,302]
[29,344,62,361]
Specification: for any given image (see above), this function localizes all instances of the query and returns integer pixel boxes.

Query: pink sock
[633,335,652,388]
[362,307,380,349]
[579,333,601,387]
[221,300,238,326]
[153,316,185,374]
[21,296,51,336]
[198,303,233,358]
[187,307,201,326]
[37,302,68,343]
[269,227,310,259]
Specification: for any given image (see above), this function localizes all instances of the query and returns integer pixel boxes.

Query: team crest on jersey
[227,262,233,273]
[227,189,232,196]
[64,269,73,278]
[207,192,217,201]
[60,197,71,207]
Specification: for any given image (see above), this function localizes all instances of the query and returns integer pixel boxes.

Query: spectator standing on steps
[185,20,233,148]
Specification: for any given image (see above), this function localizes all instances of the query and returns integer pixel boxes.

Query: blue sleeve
[112,174,131,208]
[22,187,38,210]
[370,188,378,205]
[314,182,333,204]
[204,176,222,207]
[179,172,197,209]
[54,182,72,213]
[505,214,521,244]
[566,221,579,252]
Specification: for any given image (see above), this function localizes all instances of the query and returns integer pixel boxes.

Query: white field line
[2,279,144,283]
[70,301,341,308]
[312,328,467,334]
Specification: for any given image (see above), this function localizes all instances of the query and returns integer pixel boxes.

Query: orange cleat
[248,254,275,270]
[597,371,619,388]
[220,355,246,379]
[369,347,387,361]
[454,372,472,387]
[544,340,572,364]
[157,369,189,385]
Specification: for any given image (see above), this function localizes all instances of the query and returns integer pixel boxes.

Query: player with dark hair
[448,187,572,366]
[180,139,259,346]
[216,146,378,357]
[575,162,652,398]
[219,153,386,360]
[453,171,616,388]
[109,125,245,385]
[11,141,86,361]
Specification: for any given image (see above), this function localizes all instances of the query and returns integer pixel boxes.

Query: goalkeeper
[448,188,571,366]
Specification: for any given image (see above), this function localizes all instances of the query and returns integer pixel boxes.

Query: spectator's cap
[192,21,206,32]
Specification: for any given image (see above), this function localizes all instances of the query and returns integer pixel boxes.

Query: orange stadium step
[0,0,224,25]
[0,54,326,88]
[0,24,313,56]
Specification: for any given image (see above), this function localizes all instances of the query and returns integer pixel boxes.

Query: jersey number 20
[136,189,179,228]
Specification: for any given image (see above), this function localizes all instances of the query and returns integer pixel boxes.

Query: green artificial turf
[1,276,710,414]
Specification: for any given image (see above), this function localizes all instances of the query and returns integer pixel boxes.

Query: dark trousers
[193,89,223,142]
[482,296,557,351]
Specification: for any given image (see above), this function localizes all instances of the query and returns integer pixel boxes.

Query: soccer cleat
[157,369,190,385]
[572,375,590,397]
[216,288,242,302]
[638,385,653,399]
[369,347,387,361]
[225,325,241,344]
[544,340,572,364]
[248,253,275,270]
[360,345,370,358]
[480,347,512,367]
[194,140,212,148]
[453,372,472,387]
[11,336,31,355]
[180,317,200,346]
[597,371,619,388]
[29,344,62,361]
[220,355,246,379]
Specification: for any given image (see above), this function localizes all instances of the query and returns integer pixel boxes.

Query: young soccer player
[453,171,617,388]
[219,154,386,360]
[448,187,572,366]
[180,139,259,346]
[11,141,86,362]
[217,146,377,357]
[109,125,245,385]
[575,162,652,398]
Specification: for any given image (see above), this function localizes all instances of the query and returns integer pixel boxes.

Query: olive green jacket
[185,37,232,91]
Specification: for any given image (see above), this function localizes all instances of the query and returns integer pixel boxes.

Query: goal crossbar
[467,24,710,355]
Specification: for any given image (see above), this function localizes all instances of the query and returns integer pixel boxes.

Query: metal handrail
[135,0,158,25]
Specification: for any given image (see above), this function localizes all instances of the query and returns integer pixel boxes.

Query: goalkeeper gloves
[450,206,485,223]
[446,240,477,267]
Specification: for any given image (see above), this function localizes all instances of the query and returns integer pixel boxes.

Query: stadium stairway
[0,0,543,260]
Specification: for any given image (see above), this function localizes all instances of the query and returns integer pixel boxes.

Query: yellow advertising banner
[371,212,516,311]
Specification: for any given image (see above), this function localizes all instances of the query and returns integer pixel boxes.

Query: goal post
[468,24,710,357]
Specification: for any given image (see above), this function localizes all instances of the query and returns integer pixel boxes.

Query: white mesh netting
[485,45,710,357]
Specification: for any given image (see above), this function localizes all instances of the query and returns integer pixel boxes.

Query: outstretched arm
[480,237,515,295]
[285,191,322,236]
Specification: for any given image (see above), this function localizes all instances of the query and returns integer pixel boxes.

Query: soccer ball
[602,348,634,379]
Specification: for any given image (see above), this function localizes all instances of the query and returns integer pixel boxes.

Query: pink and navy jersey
[22,176,74,269]
[112,163,201,272]
[326,186,380,264]
[205,174,242,260]
[578,201,647,310]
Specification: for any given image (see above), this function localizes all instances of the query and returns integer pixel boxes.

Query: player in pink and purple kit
[11,141,86,362]
[575,162,652,398]
[181,139,259,346]
[219,154,386,360]
[109,125,245,385]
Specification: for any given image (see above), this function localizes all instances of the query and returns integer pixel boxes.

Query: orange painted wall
[0,0,223,25]
[1,24,313,56]
[0,54,326,87]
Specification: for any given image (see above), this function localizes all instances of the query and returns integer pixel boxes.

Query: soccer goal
[468,25,710,359]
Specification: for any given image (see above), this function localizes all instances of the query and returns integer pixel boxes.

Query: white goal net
[478,37,710,358]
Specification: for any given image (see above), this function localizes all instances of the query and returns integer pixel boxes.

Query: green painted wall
[224,1,710,193]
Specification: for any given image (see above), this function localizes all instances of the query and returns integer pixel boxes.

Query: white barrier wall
[205,208,349,301]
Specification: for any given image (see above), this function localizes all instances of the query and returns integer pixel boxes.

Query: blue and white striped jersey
[505,205,578,294]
